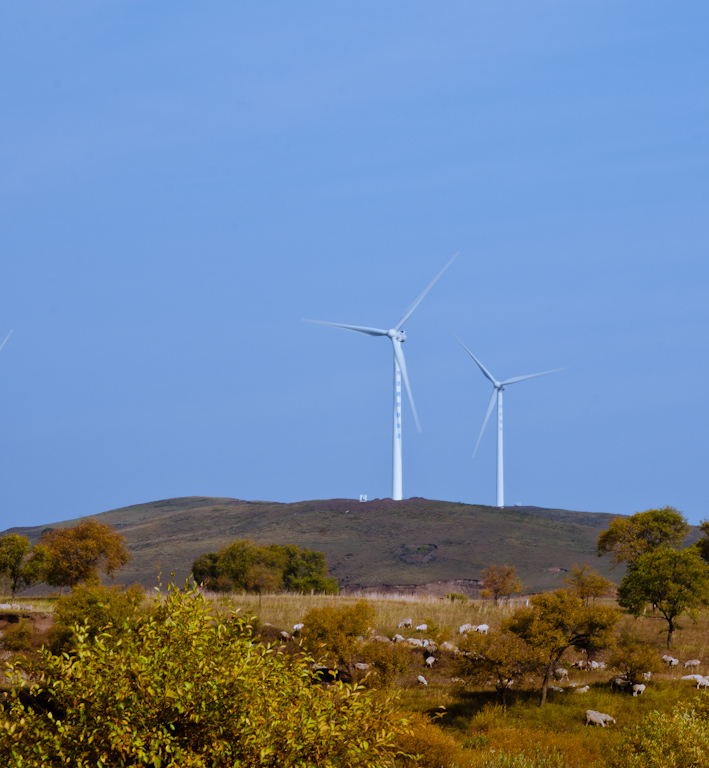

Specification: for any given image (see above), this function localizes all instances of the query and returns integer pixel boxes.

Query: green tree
[480,564,523,605]
[693,519,709,565]
[617,547,709,649]
[505,589,619,707]
[597,507,689,568]
[562,563,615,606]
[0,584,410,767]
[0,535,37,597]
[608,631,661,684]
[455,630,541,710]
[301,600,375,679]
[39,520,130,590]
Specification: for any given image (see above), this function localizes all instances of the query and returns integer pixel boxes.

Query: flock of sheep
[280,616,706,726]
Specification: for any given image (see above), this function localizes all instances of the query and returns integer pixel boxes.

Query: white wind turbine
[0,331,12,355]
[305,254,457,501]
[455,335,563,508]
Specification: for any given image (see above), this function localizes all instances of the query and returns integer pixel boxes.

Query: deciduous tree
[39,520,130,590]
[608,632,661,684]
[597,507,689,568]
[505,589,619,707]
[563,564,615,606]
[480,564,522,605]
[617,548,709,649]
[0,534,38,596]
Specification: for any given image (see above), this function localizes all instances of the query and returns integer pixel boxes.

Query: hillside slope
[3,497,633,593]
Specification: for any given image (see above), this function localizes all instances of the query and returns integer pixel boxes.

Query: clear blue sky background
[1,1,707,530]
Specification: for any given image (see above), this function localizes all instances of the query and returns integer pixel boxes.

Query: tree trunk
[539,664,552,707]
[667,619,674,649]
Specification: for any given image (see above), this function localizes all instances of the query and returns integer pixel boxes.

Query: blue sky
[1,1,707,530]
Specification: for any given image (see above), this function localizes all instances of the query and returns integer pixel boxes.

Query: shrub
[447,592,468,603]
[2,620,32,651]
[609,631,661,683]
[396,712,471,768]
[0,583,411,767]
[47,582,145,653]
[361,641,411,689]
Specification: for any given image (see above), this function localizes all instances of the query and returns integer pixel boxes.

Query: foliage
[395,712,471,768]
[694,519,709,565]
[420,616,449,644]
[617,547,709,648]
[38,520,130,589]
[505,589,619,706]
[608,631,662,683]
[0,584,411,768]
[597,507,689,568]
[47,582,145,653]
[608,700,709,768]
[301,600,375,677]
[0,535,38,596]
[480,564,523,605]
[562,563,615,605]
[447,592,468,603]
[456,630,541,709]
[361,641,411,689]
[2,619,33,651]
[193,539,339,595]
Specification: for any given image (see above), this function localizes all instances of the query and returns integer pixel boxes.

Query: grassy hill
[2,496,641,593]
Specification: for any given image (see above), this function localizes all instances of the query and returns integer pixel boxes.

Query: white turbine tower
[305,254,457,501]
[456,335,563,508]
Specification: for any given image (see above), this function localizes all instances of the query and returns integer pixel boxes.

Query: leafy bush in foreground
[0,584,409,767]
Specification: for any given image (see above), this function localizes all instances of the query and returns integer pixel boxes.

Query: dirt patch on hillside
[342,578,482,598]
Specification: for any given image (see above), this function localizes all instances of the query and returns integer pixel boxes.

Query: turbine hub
[388,329,406,342]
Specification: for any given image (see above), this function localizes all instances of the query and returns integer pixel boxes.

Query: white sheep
[392,633,405,643]
[684,659,701,670]
[643,671,652,680]
[354,662,370,671]
[697,677,709,690]
[280,630,292,640]
[425,656,436,668]
[585,710,615,727]
[293,623,304,635]
[553,668,569,681]
[372,635,391,644]
[632,684,645,696]
[549,685,564,693]
[440,641,457,652]
[681,674,704,682]
[407,638,424,647]
[417,675,428,685]
[398,618,413,629]
[661,655,679,667]
[415,623,428,632]
[458,623,474,634]
[475,624,489,635]
[574,685,590,693]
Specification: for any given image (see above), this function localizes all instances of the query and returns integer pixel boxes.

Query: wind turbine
[455,335,563,508]
[305,254,457,501]
[0,331,12,354]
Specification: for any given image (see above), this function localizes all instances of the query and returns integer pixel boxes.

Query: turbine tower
[305,254,457,501]
[456,335,563,508]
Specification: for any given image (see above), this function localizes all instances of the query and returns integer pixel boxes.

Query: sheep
[475,624,489,635]
[572,661,588,670]
[417,675,428,685]
[280,630,292,640]
[684,659,701,670]
[610,677,632,691]
[632,684,646,696]
[392,633,405,643]
[450,677,465,684]
[440,641,457,652]
[372,635,391,644]
[354,662,370,671]
[643,672,652,681]
[425,656,436,669]
[407,638,424,647]
[458,623,474,635]
[292,623,304,636]
[415,623,428,632]
[398,618,413,629]
[585,710,615,727]
[662,655,679,667]
[549,685,564,692]
[681,674,704,682]
[574,685,590,694]
[697,677,709,690]
[425,642,438,653]
[553,668,569,681]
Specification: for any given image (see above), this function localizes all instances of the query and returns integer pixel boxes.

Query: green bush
[396,712,470,768]
[0,584,411,768]
[2,620,32,651]
[361,641,411,689]
[47,582,145,653]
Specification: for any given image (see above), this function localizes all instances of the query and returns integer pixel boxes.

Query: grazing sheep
[574,685,590,694]
[425,656,436,669]
[662,655,679,667]
[372,635,391,644]
[440,641,457,652]
[415,623,428,632]
[697,677,709,690]
[475,624,489,635]
[572,661,588,670]
[417,675,428,685]
[549,685,564,692]
[643,672,652,681]
[426,642,438,653]
[684,659,701,670]
[681,674,704,682]
[392,633,405,643]
[407,638,424,647]
[632,684,646,696]
[459,623,475,634]
[585,710,615,727]
[292,623,304,636]
[553,668,569,681]
[354,663,370,671]
[398,618,413,629]
[280,630,292,640]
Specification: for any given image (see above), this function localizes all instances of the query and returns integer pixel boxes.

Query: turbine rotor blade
[453,333,498,385]
[394,252,459,331]
[0,330,12,353]
[500,368,566,386]
[392,341,421,433]
[473,389,497,459]
[302,319,388,336]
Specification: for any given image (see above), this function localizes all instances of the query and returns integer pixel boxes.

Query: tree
[597,507,689,568]
[301,600,375,679]
[617,548,709,649]
[505,589,619,707]
[0,584,410,767]
[0,535,38,597]
[562,564,615,606]
[608,631,661,684]
[480,564,522,605]
[455,630,541,710]
[693,519,709,564]
[39,520,130,590]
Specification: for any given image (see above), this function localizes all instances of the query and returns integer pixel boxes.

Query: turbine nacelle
[387,329,406,342]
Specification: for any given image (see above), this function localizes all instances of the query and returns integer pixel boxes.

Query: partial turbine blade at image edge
[473,389,497,459]
[500,368,566,386]
[0,330,13,353]
[453,333,497,385]
[392,342,421,433]
[302,319,388,336]
[394,252,459,331]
